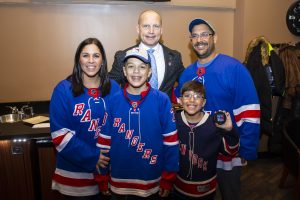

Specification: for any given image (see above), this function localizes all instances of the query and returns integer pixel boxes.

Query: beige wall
[234,0,299,61]
[0,0,298,103]
[0,1,235,102]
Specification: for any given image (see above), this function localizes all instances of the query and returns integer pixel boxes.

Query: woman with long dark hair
[50,38,119,200]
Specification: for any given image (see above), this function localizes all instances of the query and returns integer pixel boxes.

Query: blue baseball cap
[189,18,215,34]
[124,47,151,66]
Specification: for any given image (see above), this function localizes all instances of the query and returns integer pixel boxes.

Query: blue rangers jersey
[97,84,179,197]
[175,54,260,169]
[50,79,120,196]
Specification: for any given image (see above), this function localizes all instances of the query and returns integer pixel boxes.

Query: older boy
[97,47,179,199]
[174,81,239,200]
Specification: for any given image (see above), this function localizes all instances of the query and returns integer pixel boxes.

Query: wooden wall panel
[0,140,37,200]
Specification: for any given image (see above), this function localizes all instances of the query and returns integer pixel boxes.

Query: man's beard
[193,42,215,59]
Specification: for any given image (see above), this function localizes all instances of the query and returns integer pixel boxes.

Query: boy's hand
[101,190,111,196]
[240,157,248,166]
[97,149,110,168]
[159,188,170,197]
[214,111,233,131]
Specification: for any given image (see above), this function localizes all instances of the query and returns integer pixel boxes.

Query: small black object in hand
[213,111,226,125]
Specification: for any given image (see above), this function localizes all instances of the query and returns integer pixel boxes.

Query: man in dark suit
[109,10,184,99]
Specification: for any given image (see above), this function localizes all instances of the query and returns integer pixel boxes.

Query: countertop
[0,121,50,140]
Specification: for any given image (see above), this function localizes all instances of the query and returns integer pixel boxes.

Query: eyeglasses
[140,24,161,31]
[182,93,204,100]
[190,32,214,40]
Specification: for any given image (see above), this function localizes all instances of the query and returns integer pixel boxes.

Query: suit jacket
[109,44,185,99]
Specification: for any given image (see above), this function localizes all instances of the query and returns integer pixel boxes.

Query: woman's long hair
[69,37,111,97]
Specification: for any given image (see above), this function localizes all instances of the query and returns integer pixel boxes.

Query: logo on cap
[124,47,151,64]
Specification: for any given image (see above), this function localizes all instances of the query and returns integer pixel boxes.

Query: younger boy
[97,47,179,199]
[174,81,239,200]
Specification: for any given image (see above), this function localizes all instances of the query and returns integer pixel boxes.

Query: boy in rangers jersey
[174,81,239,200]
[97,47,179,199]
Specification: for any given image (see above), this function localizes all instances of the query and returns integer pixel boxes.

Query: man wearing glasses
[174,18,260,200]
[109,10,184,100]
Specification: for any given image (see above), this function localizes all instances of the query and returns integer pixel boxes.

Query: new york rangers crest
[197,67,206,76]
[131,101,138,111]
[88,88,100,98]
[193,67,206,84]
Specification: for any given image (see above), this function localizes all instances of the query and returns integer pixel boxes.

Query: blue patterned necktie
[147,49,158,89]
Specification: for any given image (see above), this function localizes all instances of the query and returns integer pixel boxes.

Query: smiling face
[80,44,102,83]
[190,23,217,63]
[137,10,163,47]
[180,91,206,118]
[123,57,151,94]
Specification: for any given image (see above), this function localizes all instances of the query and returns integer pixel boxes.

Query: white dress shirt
[139,43,166,89]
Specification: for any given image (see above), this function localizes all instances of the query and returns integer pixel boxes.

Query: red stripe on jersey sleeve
[223,139,239,156]
[52,134,66,147]
[163,132,178,143]
[217,153,235,161]
[97,136,111,147]
[234,110,260,122]
[160,171,177,190]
